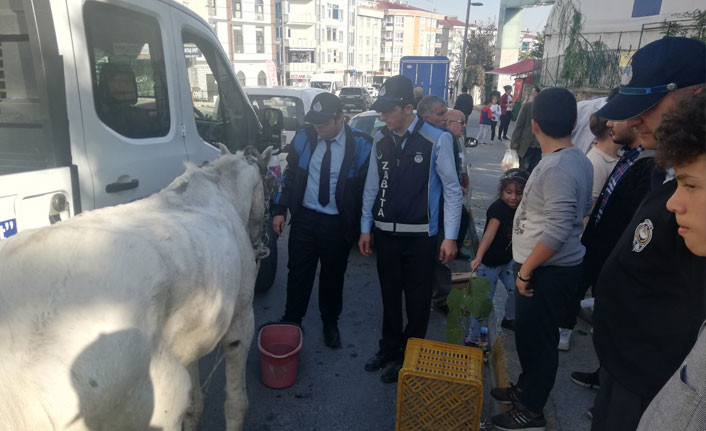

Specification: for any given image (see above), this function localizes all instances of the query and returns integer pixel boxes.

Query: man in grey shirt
[490,88,593,431]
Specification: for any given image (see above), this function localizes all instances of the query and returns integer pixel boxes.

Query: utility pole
[459,0,471,89]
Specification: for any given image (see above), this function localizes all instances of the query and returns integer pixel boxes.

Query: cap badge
[632,218,654,252]
[313,101,322,112]
[379,85,386,96]
[621,60,633,86]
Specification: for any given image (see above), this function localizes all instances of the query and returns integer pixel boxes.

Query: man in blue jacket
[273,92,372,349]
[358,75,462,383]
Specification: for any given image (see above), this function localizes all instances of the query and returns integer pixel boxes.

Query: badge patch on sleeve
[414,154,423,163]
[632,219,653,252]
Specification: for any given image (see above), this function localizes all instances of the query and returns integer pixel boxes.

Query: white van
[309,74,344,94]
[0,0,282,290]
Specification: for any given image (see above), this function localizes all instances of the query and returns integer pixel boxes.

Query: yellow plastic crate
[396,338,483,431]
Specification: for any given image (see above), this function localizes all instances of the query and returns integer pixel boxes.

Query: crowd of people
[270,35,705,431]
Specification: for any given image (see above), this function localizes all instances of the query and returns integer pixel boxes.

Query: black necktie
[393,131,410,149]
[319,139,335,206]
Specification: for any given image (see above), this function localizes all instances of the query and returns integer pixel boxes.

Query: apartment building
[275,0,352,87]
[353,1,383,86]
[437,17,468,84]
[186,0,275,87]
[377,1,444,79]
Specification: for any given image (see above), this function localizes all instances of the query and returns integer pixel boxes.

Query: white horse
[0,145,273,431]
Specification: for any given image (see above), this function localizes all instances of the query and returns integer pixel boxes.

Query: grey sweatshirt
[512,146,594,266]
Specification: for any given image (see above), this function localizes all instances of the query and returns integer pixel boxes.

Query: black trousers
[591,368,649,431]
[375,230,437,360]
[499,112,512,138]
[282,208,352,326]
[514,263,582,413]
[490,120,498,140]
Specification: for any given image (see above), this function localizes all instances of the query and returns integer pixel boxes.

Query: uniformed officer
[273,92,372,349]
[358,75,463,383]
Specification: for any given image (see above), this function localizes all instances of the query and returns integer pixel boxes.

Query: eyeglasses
[448,120,466,126]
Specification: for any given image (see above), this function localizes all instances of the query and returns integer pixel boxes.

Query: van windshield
[309,81,331,90]
[0,0,70,175]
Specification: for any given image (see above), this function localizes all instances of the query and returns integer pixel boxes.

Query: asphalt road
[196,110,600,431]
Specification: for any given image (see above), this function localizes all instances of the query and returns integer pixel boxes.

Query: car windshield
[248,95,305,131]
[340,88,362,96]
[350,114,385,136]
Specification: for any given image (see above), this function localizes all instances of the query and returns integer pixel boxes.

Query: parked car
[349,110,385,137]
[245,87,327,145]
[366,86,378,98]
[339,87,373,112]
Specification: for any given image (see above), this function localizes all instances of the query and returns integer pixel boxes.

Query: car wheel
[254,221,278,294]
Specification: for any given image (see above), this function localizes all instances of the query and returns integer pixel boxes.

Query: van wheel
[254,221,278,294]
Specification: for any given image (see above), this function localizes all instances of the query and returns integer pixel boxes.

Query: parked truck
[0,0,282,292]
[399,56,451,103]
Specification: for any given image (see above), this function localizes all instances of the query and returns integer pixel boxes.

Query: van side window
[182,32,250,151]
[84,2,170,139]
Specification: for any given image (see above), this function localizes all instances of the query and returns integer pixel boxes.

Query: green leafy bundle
[445,276,493,345]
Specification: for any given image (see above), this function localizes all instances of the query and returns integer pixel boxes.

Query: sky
[406,0,554,34]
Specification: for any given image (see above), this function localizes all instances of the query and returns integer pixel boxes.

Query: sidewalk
[464,110,599,431]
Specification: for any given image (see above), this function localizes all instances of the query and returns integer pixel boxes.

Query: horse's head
[214,145,273,260]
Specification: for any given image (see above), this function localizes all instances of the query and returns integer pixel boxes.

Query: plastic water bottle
[480,327,488,335]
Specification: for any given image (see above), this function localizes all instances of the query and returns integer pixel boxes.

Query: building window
[255,0,264,20]
[349,52,354,66]
[394,16,403,25]
[233,26,244,53]
[395,31,403,42]
[257,71,267,86]
[349,32,354,47]
[232,0,241,18]
[288,28,291,38]
[339,31,343,42]
[350,11,355,26]
[276,27,281,38]
[275,2,281,19]
[236,71,246,86]
[256,27,265,53]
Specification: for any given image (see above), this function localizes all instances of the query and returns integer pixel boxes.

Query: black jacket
[580,156,656,286]
[273,124,372,242]
[593,179,706,400]
[453,93,474,118]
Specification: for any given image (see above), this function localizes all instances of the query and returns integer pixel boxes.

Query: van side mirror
[258,107,284,150]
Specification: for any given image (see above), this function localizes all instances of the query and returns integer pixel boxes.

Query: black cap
[304,92,343,125]
[370,75,415,113]
[597,37,706,121]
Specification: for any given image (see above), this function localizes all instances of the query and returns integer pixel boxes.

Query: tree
[520,33,544,60]
[661,9,706,43]
[457,21,497,102]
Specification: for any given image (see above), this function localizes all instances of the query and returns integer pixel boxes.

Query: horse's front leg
[181,362,203,431]
[221,304,254,431]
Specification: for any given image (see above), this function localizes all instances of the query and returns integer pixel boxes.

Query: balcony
[286,38,317,49]
[284,13,316,25]
[286,63,318,73]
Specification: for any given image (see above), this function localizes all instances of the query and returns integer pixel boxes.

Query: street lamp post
[459,1,483,90]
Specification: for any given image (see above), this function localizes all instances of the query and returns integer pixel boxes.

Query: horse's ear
[260,146,274,173]
[219,144,231,155]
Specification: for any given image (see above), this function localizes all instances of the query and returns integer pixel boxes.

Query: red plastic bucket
[258,324,303,389]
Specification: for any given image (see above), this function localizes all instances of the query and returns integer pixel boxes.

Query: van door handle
[106,179,139,193]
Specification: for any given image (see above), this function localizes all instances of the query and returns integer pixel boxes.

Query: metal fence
[532,49,622,90]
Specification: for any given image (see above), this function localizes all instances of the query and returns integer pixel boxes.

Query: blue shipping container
[399,56,450,102]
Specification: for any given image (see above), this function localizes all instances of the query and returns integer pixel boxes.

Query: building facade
[378,1,444,79]
[353,1,383,86]
[187,0,275,87]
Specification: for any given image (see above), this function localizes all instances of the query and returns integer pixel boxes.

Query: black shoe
[434,303,449,315]
[571,369,600,389]
[380,361,402,383]
[491,404,546,430]
[365,351,395,371]
[490,383,522,405]
[501,318,516,331]
[323,325,341,349]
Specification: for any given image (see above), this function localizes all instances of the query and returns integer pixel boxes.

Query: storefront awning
[486,59,535,75]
